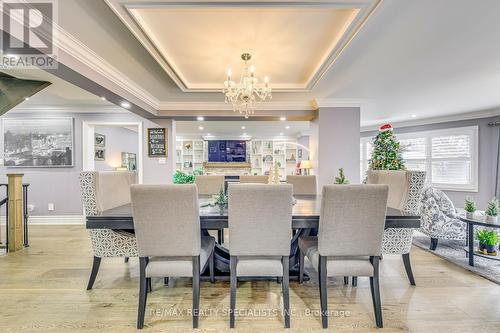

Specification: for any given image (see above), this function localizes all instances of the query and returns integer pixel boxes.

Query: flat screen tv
[208,140,246,162]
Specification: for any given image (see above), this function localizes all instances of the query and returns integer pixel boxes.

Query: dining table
[86,195,421,280]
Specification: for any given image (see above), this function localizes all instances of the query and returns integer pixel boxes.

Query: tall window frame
[360,126,479,192]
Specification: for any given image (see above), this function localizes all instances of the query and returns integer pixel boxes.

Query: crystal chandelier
[223,53,272,118]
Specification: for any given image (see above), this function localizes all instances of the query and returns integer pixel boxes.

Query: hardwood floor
[1,225,500,332]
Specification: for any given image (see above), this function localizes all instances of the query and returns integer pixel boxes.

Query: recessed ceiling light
[24,97,30,101]
[241,126,246,130]
[120,101,131,108]
[280,117,286,121]
[207,133,211,136]
[279,132,284,136]
[197,116,204,121]
[285,126,290,129]
[198,126,204,130]
[100,96,106,101]
[411,114,417,118]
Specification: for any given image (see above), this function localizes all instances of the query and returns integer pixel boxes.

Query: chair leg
[192,256,200,329]
[230,256,237,328]
[218,229,224,245]
[318,255,328,329]
[282,256,290,328]
[147,278,152,293]
[343,276,349,285]
[402,253,416,286]
[299,249,305,284]
[124,257,129,263]
[352,276,358,287]
[209,247,215,284]
[277,277,282,284]
[164,277,169,286]
[137,257,148,329]
[369,256,383,328]
[430,237,438,250]
[87,256,101,290]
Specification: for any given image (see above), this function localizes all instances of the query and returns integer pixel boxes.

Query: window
[360,126,478,191]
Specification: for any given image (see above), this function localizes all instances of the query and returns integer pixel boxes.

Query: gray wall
[0,112,175,216]
[361,115,500,208]
[94,126,138,171]
[312,107,361,189]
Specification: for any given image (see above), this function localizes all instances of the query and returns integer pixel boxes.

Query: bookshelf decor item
[147,128,167,157]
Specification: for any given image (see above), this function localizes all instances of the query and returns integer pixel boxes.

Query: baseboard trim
[0,215,85,225]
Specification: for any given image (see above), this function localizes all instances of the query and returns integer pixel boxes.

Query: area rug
[412,232,500,285]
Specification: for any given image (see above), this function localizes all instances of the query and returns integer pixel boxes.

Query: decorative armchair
[79,171,138,290]
[419,187,466,250]
[365,170,426,286]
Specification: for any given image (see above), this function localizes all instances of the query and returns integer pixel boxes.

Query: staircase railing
[0,183,30,253]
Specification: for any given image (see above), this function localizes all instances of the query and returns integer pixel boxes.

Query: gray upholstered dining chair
[228,184,293,328]
[286,175,317,195]
[239,175,268,184]
[130,184,215,329]
[298,184,389,329]
[195,175,225,195]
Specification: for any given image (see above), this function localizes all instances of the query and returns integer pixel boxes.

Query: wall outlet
[48,203,55,211]
[158,158,167,165]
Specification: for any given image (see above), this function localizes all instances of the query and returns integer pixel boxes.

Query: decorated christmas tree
[369,124,406,170]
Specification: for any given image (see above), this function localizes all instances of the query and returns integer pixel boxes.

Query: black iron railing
[0,183,30,252]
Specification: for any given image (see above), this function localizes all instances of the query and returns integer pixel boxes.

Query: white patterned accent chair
[79,171,138,290]
[419,187,466,250]
[364,170,426,286]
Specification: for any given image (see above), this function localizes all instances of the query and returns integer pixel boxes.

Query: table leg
[468,223,474,266]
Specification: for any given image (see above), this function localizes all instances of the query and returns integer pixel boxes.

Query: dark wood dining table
[86,195,420,280]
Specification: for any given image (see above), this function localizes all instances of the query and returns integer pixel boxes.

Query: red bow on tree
[379,123,393,132]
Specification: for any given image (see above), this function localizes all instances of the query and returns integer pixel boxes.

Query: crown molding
[7,105,129,114]
[104,0,382,92]
[313,98,369,108]
[0,0,160,114]
[360,108,500,132]
[157,100,316,111]
[54,27,161,112]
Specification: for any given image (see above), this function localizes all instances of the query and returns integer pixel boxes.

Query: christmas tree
[369,124,406,170]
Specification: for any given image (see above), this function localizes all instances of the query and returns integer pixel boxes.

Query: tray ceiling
[105,1,381,92]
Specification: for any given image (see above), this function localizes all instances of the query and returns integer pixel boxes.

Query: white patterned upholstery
[368,171,426,255]
[419,187,466,241]
[79,171,138,258]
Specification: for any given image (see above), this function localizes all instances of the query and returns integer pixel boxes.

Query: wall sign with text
[147,128,168,157]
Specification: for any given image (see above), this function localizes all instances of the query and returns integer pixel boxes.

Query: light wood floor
[1,226,500,333]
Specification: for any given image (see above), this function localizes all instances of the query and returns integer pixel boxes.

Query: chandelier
[223,53,272,118]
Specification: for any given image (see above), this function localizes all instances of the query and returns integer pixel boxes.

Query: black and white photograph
[3,118,74,167]
[95,148,105,161]
[94,133,106,147]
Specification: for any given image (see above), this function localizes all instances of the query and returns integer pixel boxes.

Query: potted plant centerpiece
[464,197,476,219]
[334,168,350,185]
[485,197,499,223]
[476,230,498,255]
[201,187,228,214]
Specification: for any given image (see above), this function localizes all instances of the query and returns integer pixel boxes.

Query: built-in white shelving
[176,137,298,180]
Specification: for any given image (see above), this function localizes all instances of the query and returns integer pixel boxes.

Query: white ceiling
[128,5,363,91]
[4,0,500,127]
[176,121,309,138]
